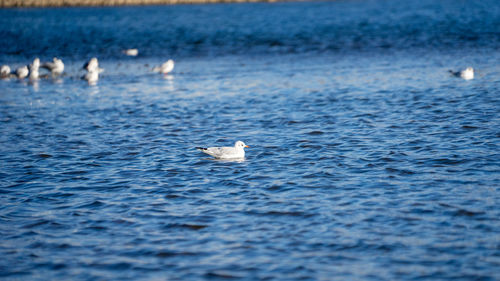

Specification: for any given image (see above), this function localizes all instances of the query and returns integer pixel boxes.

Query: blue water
[1,1,500,280]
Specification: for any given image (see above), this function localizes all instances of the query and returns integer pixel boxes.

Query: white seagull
[153,59,174,74]
[41,57,64,75]
[82,57,103,84]
[123,48,138,56]
[15,65,29,79]
[83,57,103,73]
[83,71,99,84]
[28,58,40,80]
[196,141,249,159]
[0,65,11,78]
[449,67,474,80]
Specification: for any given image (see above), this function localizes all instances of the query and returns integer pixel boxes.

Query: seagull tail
[196,147,207,151]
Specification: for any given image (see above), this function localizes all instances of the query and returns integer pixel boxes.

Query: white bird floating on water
[83,57,104,73]
[28,58,40,80]
[83,71,99,84]
[449,67,474,80]
[196,141,249,159]
[123,48,139,56]
[82,57,103,84]
[41,57,64,75]
[0,65,11,79]
[15,65,29,79]
[153,59,174,75]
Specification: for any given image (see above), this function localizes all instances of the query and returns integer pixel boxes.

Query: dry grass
[1,0,281,7]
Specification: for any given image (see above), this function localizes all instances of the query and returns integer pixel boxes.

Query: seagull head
[235,141,249,149]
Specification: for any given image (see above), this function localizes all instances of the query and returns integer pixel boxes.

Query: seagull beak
[245,145,250,148]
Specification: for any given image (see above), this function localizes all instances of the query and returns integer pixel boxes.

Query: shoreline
[0,0,286,7]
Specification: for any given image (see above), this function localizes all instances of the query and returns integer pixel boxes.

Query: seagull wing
[197,146,236,159]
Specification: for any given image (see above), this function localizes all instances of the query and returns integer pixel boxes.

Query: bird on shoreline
[41,57,64,76]
[449,67,474,80]
[153,59,174,75]
[196,141,249,159]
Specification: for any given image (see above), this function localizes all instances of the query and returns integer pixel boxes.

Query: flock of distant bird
[0,57,63,81]
[1,47,475,86]
[0,49,175,84]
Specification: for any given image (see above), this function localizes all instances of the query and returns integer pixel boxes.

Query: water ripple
[1,1,500,281]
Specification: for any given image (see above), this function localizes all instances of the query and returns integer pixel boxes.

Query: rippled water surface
[1,1,500,280]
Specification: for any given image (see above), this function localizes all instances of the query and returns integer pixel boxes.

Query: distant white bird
[15,65,29,79]
[196,141,249,159]
[82,57,103,84]
[449,67,474,80]
[28,58,40,80]
[83,71,99,84]
[83,57,104,73]
[0,65,10,78]
[123,48,138,56]
[41,57,64,75]
[153,59,174,74]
